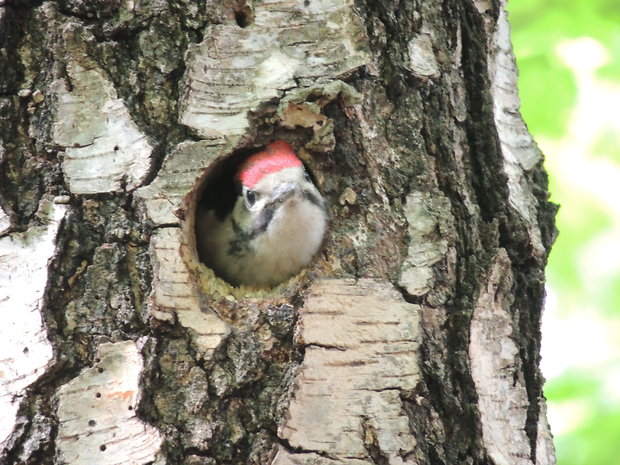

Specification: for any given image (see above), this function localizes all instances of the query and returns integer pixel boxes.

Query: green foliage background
[508,1,620,464]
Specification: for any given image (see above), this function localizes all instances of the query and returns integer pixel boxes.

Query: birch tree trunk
[0,1,558,464]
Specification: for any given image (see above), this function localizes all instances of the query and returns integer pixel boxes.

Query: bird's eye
[303,170,311,183]
[244,189,258,208]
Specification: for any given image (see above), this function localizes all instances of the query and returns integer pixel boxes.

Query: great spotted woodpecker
[196,140,328,287]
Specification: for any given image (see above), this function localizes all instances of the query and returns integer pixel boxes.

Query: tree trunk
[0,0,558,464]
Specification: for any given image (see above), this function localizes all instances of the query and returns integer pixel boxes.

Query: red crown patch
[236,140,303,189]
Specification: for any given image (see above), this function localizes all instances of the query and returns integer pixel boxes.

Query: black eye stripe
[253,205,275,235]
[302,190,324,209]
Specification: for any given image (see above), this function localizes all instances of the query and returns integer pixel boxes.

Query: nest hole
[194,141,321,288]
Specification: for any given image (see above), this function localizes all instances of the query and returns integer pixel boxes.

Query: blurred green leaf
[592,129,620,163]
[553,401,620,465]
[545,369,600,402]
[508,0,620,136]
[516,55,576,137]
[545,365,620,465]
[545,188,611,309]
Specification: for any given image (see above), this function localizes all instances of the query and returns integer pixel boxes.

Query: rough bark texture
[0,0,557,464]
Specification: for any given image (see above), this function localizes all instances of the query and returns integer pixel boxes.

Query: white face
[227,164,328,285]
[236,166,326,238]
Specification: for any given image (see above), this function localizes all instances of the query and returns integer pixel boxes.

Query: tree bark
[0,1,558,464]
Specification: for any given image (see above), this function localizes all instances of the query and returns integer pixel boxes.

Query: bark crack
[362,417,390,465]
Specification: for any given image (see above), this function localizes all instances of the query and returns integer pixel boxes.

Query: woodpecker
[196,140,328,287]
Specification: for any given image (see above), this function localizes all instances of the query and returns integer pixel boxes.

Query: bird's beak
[271,182,300,204]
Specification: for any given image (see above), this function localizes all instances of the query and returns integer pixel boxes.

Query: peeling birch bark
[469,250,532,465]
[406,33,440,79]
[180,0,370,138]
[489,2,546,259]
[398,191,455,301]
[50,21,152,194]
[134,139,233,226]
[55,340,163,465]
[536,400,556,465]
[467,246,555,465]
[471,5,556,462]
[0,199,66,447]
[275,279,420,465]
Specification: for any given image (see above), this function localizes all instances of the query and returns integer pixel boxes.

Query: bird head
[233,140,325,237]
